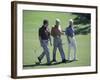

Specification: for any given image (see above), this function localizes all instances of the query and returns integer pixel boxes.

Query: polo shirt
[65,25,74,37]
[39,26,50,40]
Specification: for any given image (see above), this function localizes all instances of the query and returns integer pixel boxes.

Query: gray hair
[69,19,73,23]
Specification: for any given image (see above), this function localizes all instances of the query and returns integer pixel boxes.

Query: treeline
[72,13,91,35]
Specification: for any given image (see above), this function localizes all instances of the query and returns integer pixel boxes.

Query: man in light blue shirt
[65,19,77,61]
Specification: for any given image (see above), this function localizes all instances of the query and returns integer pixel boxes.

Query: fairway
[23,10,91,69]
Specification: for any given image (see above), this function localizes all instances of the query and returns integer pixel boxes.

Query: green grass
[23,10,91,69]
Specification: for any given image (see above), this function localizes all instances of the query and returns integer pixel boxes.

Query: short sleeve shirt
[65,25,75,37]
[51,25,61,37]
[39,26,50,40]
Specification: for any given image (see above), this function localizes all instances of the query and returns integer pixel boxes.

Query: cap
[69,19,73,23]
[56,18,60,22]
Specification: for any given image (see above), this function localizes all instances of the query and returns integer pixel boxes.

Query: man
[51,19,66,63]
[65,19,77,61]
[38,19,52,65]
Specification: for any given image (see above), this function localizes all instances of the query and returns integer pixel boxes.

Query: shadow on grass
[23,60,77,68]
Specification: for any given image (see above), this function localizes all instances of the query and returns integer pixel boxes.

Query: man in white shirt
[65,19,77,61]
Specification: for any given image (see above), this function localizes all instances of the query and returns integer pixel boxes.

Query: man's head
[55,18,60,26]
[69,19,73,26]
[43,19,49,27]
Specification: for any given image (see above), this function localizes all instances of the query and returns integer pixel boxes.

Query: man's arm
[48,28,52,46]
[59,26,64,35]
[67,36,71,43]
[49,35,52,46]
[51,27,55,37]
[65,27,71,43]
[38,28,42,46]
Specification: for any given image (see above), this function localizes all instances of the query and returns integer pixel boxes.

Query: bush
[74,25,90,35]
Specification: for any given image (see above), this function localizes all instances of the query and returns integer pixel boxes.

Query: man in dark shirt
[38,19,52,65]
